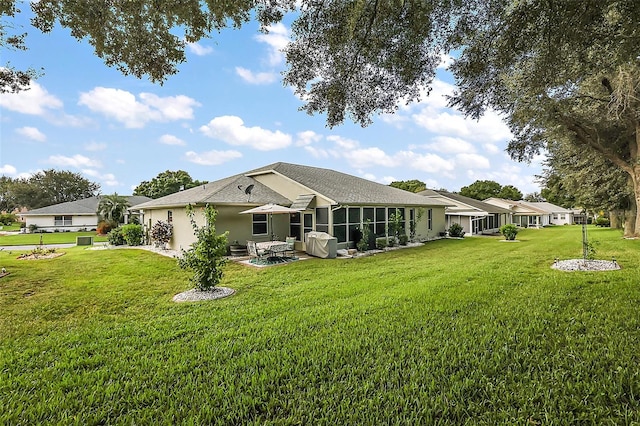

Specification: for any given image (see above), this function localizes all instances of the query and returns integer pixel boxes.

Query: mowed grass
[1,226,638,424]
[0,231,108,246]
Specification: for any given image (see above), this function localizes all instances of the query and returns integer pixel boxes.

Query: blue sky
[0,7,544,196]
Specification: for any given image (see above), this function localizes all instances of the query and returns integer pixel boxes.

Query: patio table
[256,241,289,258]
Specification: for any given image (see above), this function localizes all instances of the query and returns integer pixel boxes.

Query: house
[418,190,513,235]
[21,196,151,232]
[483,198,573,227]
[132,162,451,251]
[518,201,574,225]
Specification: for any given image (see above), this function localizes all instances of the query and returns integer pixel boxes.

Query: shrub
[150,220,173,248]
[500,224,519,241]
[375,237,387,250]
[20,222,26,229]
[398,233,409,246]
[595,216,610,227]
[97,220,117,235]
[107,228,125,246]
[357,219,372,252]
[387,236,396,247]
[178,204,228,291]
[0,213,17,226]
[28,224,38,233]
[121,224,143,246]
[448,223,465,238]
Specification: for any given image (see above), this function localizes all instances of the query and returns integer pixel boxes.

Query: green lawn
[1,226,638,424]
[0,231,108,246]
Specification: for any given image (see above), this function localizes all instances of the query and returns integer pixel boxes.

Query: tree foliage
[389,179,426,193]
[497,185,523,201]
[97,193,130,224]
[459,180,501,201]
[178,204,228,291]
[133,170,207,199]
[3,169,100,210]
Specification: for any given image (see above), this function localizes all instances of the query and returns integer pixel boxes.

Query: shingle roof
[518,201,573,214]
[246,162,450,207]
[432,191,513,214]
[133,162,450,210]
[22,196,152,215]
[131,174,291,209]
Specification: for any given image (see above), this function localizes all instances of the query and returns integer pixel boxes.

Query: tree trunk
[630,166,640,237]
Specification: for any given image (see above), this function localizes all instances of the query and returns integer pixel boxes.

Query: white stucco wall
[24,214,98,232]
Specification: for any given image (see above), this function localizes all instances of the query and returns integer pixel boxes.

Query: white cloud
[85,142,107,152]
[255,23,290,66]
[82,169,119,186]
[159,134,186,146]
[424,136,475,154]
[437,53,455,69]
[454,153,491,169]
[15,126,46,142]
[78,87,200,128]
[47,154,102,169]
[295,130,322,146]
[0,81,63,115]
[304,145,330,159]
[483,143,501,155]
[0,164,17,175]
[184,150,242,165]
[186,42,213,56]
[199,115,292,151]
[235,67,278,85]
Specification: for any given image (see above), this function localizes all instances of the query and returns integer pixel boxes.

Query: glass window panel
[316,224,329,233]
[316,208,329,225]
[348,208,360,224]
[304,214,313,228]
[333,224,347,243]
[333,208,346,224]
[290,212,301,224]
[376,208,386,222]
[253,223,267,235]
[363,208,375,222]
[289,225,301,241]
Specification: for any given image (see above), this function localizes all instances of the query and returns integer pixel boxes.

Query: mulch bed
[17,252,66,260]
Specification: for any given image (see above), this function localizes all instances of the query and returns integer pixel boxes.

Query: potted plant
[229,240,247,256]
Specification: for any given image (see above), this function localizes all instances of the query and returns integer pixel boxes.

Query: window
[560,214,565,220]
[54,215,72,226]
[316,207,329,233]
[553,214,558,220]
[303,213,313,237]
[428,209,433,230]
[348,207,361,244]
[375,207,386,237]
[252,213,268,236]
[332,207,347,243]
[167,211,173,223]
[289,212,301,241]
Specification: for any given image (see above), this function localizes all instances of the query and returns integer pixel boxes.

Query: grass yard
[0,231,108,246]
[0,226,638,424]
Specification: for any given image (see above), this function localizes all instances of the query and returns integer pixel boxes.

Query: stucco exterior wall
[24,214,98,232]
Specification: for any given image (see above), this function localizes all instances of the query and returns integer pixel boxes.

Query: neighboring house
[484,198,548,227]
[132,162,451,251]
[418,190,513,235]
[519,201,574,225]
[571,209,588,225]
[21,196,151,232]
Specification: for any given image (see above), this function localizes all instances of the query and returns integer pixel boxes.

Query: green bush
[595,216,610,227]
[107,228,126,246]
[500,224,519,240]
[448,223,465,238]
[178,204,228,291]
[398,233,409,246]
[375,237,387,250]
[121,224,143,246]
[28,224,38,233]
[150,220,173,248]
[0,213,17,226]
[357,220,372,252]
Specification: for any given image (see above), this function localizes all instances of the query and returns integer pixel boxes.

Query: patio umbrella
[240,203,299,240]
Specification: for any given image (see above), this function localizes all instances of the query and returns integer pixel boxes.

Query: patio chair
[285,236,296,258]
[246,240,268,263]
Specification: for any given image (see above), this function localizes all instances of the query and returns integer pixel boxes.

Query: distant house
[483,198,573,227]
[132,162,451,252]
[419,190,513,235]
[21,196,151,232]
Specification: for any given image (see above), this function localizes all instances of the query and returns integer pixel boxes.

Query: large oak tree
[5,1,640,234]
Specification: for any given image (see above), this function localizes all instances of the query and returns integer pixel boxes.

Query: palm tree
[97,193,130,224]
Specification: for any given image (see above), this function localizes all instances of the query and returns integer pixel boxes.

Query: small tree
[150,220,173,248]
[357,219,372,252]
[177,204,228,291]
[500,224,519,241]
